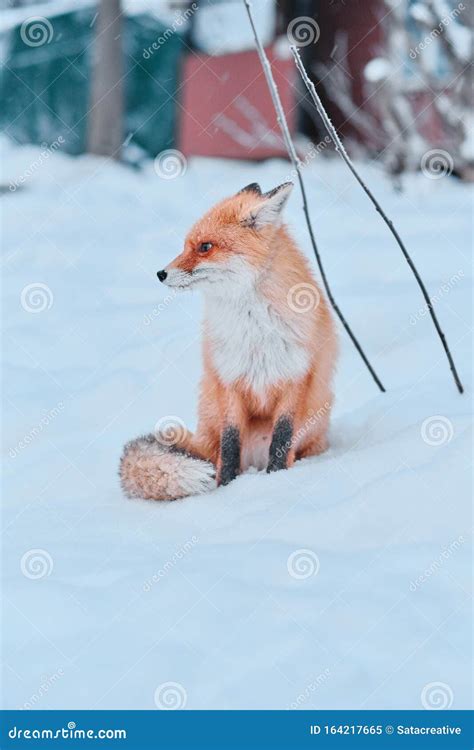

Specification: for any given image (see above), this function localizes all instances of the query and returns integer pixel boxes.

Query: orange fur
[168,185,337,478]
[120,183,338,500]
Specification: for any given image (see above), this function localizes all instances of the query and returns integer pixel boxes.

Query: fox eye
[198,242,213,253]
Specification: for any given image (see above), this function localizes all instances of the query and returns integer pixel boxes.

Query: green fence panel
[0,9,184,157]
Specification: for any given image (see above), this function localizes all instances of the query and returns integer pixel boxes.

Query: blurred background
[1,0,473,183]
[2,0,472,713]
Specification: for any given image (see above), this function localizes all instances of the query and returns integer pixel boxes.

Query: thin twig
[291,45,464,394]
[243,0,385,393]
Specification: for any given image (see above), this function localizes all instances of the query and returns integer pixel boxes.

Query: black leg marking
[267,416,293,473]
[219,426,240,486]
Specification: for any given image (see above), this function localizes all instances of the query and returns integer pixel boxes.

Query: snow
[1,138,472,711]
[191,0,275,55]
[364,57,391,83]
[410,3,434,26]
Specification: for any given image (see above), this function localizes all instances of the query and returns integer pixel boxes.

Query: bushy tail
[119,432,216,501]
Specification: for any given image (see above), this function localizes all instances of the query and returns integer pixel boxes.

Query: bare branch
[242,0,385,393]
[291,45,464,394]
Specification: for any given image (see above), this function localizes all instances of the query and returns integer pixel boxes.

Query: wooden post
[87,0,124,159]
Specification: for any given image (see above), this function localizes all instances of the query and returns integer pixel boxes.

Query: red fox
[120,182,337,500]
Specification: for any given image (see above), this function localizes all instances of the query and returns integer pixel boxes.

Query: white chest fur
[205,288,310,393]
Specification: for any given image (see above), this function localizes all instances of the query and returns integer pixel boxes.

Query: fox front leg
[217,425,241,486]
[216,390,246,486]
[267,415,294,473]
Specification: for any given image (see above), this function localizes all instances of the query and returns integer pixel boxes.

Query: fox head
[157,181,293,293]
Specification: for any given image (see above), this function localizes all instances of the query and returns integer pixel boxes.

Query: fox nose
[157,269,167,282]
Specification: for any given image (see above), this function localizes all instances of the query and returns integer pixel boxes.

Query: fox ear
[243,182,293,230]
[238,183,262,196]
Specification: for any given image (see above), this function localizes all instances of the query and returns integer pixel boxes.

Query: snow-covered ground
[1,139,471,711]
